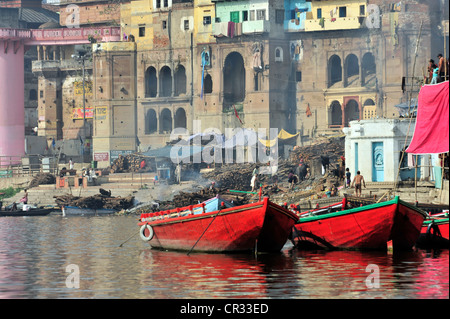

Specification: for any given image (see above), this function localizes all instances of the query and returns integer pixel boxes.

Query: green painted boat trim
[422,217,449,226]
[299,196,427,223]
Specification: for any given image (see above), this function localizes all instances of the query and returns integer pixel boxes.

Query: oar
[187,207,223,256]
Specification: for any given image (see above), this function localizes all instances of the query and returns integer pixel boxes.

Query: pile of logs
[28,173,56,189]
[54,188,134,210]
[110,154,151,173]
[289,137,345,167]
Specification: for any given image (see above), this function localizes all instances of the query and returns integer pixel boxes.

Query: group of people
[427,54,449,84]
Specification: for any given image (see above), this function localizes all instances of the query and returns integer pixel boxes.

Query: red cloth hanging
[406,81,449,154]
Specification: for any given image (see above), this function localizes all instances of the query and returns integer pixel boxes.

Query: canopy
[143,145,204,161]
[394,98,418,117]
[259,129,299,147]
[406,81,449,154]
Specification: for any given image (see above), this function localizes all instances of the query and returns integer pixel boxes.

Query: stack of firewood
[54,189,134,210]
[110,154,150,173]
[28,173,56,189]
[289,137,345,167]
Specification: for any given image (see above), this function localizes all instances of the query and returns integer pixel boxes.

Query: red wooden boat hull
[138,197,299,253]
[417,216,449,248]
[293,196,427,250]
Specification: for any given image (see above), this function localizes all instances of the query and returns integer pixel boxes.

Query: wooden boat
[137,197,299,253]
[416,211,449,248]
[291,196,428,250]
[0,207,56,217]
[62,206,116,216]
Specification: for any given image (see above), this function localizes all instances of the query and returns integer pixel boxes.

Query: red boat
[137,197,299,253]
[291,196,428,250]
[416,211,449,248]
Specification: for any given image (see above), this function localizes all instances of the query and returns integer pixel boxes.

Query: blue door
[372,142,384,182]
[354,142,359,174]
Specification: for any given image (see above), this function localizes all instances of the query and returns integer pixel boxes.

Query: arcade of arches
[328,52,376,88]
[145,107,187,135]
[329,97,377,128]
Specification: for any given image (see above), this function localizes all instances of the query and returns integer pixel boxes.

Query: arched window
[174,65,186,96]
[361,52,376,86]
[174,108,187,129]
[145,109,157,134]
[344,54,359,87]
[363,99,376,119]
[204,74,212,94]
[159,66,172,97]
[345,99,360,126]
[223,52,245,108]
[328,55,342,88]
[330,101,342,126]
[159,108,172,133]
[145,67,157,97]
[275,47,283,62]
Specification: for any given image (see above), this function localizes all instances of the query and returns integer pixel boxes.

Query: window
[317,8,322,19]
[40,90,43,98]
[360,5,365,16]
[249,10,255,21]
[203,16,211,25]
[139,26,145,37]
[296,71,302,82]
[230,11,239,23]
[275,9,284,24]
[162,20,167,29]
[29,89,37,101]
[256,9,266,21]
[242,11,248,21]
[156,0,160,9]
[339,7,347,18]
[184,20,189,30]
[164,0,168,7]
[275,47,283,62]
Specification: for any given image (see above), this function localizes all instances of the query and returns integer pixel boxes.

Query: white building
[342,119,434,183]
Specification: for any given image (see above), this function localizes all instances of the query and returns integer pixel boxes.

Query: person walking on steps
[351,171,366,197]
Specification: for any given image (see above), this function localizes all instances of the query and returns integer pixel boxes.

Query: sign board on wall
[94,152,109,162]
[72,107,94,119]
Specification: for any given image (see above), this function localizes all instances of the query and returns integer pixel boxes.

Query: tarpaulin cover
[406,81,449,154]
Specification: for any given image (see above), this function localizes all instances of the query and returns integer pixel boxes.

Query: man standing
[437,54,448,82]
[351,171,366,197]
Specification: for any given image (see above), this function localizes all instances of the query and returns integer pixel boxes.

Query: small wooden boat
[416,211,449,248]
[137,197,299,253]
[62,206,116,216]
[291,196,428,250]
[0,207,56,217]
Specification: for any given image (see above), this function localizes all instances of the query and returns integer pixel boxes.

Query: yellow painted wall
[194,0,216,44]
[121,0,154,50]
[305,0,367,32]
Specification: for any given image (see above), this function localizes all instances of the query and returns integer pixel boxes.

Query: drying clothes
[227,21,235,38]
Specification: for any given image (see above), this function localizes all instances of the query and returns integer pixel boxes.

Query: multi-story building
[24,0,447,166]
[31,0,128,159]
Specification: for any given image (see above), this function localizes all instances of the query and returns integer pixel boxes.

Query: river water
[0,214,448,300]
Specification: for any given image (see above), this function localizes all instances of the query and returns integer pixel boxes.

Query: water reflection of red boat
[138,197,298,253]
[292,196,427,250]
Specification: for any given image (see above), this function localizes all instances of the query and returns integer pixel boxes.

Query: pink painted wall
[0,41,25,163]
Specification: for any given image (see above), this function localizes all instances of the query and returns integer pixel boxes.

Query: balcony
[213,20,270,37]
[304,16,365,32]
